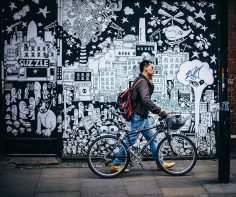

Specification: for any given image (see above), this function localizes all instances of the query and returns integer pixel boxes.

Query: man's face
[144,63,155,76]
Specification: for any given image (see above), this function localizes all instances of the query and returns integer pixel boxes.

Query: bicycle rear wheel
[87,135,130,178]
[156,134,197,176]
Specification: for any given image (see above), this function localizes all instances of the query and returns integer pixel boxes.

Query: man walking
[111,59,175,172]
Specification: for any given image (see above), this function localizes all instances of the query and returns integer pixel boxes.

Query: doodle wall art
[1,0,220,157]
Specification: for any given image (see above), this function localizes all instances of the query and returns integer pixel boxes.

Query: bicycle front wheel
[87,135,130,178]
[156,134,197,176]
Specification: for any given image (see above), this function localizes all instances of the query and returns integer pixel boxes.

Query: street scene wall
[1,0,220,157]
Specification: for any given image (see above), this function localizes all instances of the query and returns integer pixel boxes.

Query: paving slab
[9,157,59,165]
[78,171,101,179]
[121,169,156,182]
[1,157,236,197]
[97,195,128,197]
[80,177,123,185]
[124,180,161,195]
[122,173,156,182]
[0,190,35,197]
[204,183,236,194]
[79,174,128,196]
[80,191,128,197]
[154,171,195,179]
[193,171,218,182]
[231,160,236,175]
[80,185,127,197]
[37,177,80,192]
[41,168,80,178]
[77,175,128,197]
[155,177,201,188]
[208,194,236,197]
[196,160,218,165]
[3,167,42,175]
[160,187,207,197]
[192,164,217,173]
[0,173,40,197]
[0,160,8,175]
[35,192,81,197]
[129,195,162,197]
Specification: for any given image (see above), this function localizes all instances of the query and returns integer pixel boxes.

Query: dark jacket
[132,74,161,118]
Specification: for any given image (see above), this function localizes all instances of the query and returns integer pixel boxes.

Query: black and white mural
[1,0,220,157]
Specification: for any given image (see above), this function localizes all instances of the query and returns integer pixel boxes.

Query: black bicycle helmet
[166,115,186,130]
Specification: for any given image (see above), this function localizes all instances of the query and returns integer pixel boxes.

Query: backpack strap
[131,79,145,90]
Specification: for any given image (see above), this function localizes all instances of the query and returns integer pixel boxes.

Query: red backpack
[116,79,144,121]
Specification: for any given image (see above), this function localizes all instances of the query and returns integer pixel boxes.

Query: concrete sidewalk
[0,157,236,197]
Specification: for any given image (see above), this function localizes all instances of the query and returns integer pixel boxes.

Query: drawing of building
[156,46,189,80]
[4,21,57,82]
[62,62,93,101]
[136,18,157,57]
[155,46,191,102]
[87,18,193,103]
[99,65,116,102]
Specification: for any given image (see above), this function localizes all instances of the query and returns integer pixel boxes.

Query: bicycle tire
[87,135,130,178]
[156,134,197,176]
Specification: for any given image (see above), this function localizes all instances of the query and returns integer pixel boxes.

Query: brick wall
[228,0,236,135]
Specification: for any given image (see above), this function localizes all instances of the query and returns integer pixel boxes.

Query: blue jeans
[112,114,158,165]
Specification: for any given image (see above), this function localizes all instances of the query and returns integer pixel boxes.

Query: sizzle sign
[18,59,49,67]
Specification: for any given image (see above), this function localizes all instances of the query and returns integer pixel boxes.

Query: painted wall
[1,0,220,157]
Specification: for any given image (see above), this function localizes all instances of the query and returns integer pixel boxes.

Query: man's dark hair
[139,59,153,72]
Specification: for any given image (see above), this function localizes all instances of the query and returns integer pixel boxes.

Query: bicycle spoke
[87,135,129,178]
[157,134,197,176]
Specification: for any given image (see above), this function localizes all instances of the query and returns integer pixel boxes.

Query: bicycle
[87,113,197,178]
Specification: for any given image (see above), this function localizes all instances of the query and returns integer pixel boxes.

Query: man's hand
[159,110,167,119]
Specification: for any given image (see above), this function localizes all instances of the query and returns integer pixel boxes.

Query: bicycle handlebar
[158,116,167,121]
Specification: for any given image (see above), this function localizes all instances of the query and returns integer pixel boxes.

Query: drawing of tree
[63,0,123,65]
[176,59,214,134]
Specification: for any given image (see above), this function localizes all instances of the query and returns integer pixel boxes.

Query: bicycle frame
[113,121,170,158]
[88,114,198,177]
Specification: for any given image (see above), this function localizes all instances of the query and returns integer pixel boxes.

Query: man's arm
[137,80,162,114]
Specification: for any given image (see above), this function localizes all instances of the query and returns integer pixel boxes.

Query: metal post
[0,61,3,155]
[218,0,229,183]
[218,102,230,183]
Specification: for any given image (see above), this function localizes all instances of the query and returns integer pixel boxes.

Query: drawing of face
[88,103,94,110]
[29,97,36,110]
[38,101,49,113]
[19,101,27,113]
[78,102,84,110]
[5,94,10,104]
[95,0,106,6]
[24,87,29,96]
[103,108,108,115]
[164,25,191,41]
[34,82,41,92]
[12,104,17,111]
[11,88,16,96]
[43,83,47,91]
[57,115,62,123]
[66,115,70,124]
